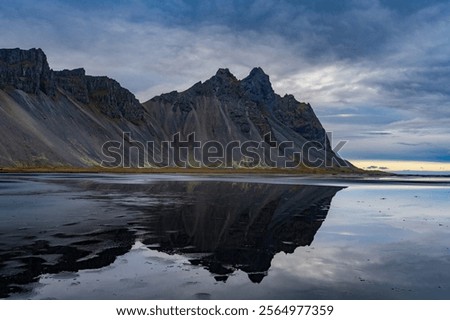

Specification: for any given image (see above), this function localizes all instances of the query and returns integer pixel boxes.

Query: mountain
[144,67,348,168]
[0,48,350,169]
[0,48,158,167]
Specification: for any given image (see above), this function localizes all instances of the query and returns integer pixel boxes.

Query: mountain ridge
[0,47,351,170]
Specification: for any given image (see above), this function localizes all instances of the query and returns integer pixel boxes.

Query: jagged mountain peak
[241,67,275,103]
[212,67,271,87]
[215,68,234,78]
[247,66,268,78]
[189,67,275,102]
[209,67,238,85]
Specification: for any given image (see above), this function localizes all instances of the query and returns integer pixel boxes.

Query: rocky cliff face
[85,75,144,122]
[0,48,55,96]
[0,48,143,123]
[54,68,90,104]
[0,48,350,169]
[55,68,144,122]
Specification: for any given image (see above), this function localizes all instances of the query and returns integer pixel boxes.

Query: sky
[1,0,449,170]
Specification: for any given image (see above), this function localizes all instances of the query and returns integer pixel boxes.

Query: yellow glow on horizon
[350,160,450,172]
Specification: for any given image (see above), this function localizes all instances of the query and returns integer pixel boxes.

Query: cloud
[364,132,392,136]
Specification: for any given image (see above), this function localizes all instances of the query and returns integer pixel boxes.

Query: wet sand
[1,173,449,299]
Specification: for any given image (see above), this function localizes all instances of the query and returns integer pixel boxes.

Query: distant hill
[0,48,351,170]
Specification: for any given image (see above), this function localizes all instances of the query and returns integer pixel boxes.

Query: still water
[0,174,449,299]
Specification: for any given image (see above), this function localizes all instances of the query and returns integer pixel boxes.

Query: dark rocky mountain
[0,48,350,169]
[144,67,346,167]
[0,48,159,167]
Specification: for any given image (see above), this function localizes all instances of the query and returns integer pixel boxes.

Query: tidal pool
[0,173,449,299]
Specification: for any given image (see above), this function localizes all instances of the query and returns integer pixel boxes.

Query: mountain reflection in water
[0,176,343,297]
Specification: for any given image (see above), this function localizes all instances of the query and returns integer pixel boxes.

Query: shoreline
[0,166,389,176]
[1,166,449,178]
[2,167,450,183]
